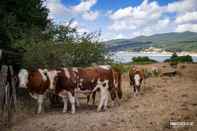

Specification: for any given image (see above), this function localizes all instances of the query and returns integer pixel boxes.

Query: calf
[18,69,49,113]
[129,67,145,96]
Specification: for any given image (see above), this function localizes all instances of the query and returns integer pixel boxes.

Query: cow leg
[68,92,76,114]
[97,96,104,112]
[115,90,120,106]
[75,96,80,107]
[87,94,90,105]
[142,80,145,88]
[138,86,141,93]
[62,97,68,113]
[58,90,69,113]
[97,88,109,112]
[37,95,44,114]
[103,91,109,110]
[133,86,137,96]
[92,92,96,105]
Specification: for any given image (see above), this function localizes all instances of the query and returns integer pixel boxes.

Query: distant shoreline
[139,51,197,57]
[110,51,197,63]
[140,47,197,56]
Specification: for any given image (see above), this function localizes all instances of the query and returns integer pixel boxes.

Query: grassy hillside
[105,31,197,52]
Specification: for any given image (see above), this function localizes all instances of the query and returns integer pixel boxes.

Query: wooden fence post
[0,65,17,127]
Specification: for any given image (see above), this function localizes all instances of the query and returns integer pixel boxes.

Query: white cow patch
[72,67,78,73]
[38,69,48,81]
[46,70,60,90]
[91,79,95,83]
[98,65,111,70]
[18,69,29,88]
[134,74,141,86]
[114,79,118,89]
[63,68,71,79]
[79,78,84,86]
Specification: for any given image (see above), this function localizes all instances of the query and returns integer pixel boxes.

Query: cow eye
[103,83,106,87]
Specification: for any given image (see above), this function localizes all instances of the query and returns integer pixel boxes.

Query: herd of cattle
[17,65,145,114]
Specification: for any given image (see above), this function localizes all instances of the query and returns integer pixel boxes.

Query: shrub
[132,56,157,64]
[111,63,131,73]
[165,53,193,63]
[15,24,106,69]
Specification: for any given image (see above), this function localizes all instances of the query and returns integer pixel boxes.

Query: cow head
[18,69,29,88]
[134,74,141,88]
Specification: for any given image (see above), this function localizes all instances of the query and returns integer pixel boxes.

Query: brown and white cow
[129,66,145,96]
[18,68,78,114]
[18,68,50,113]
[45,68,78,114]
[76,65,116,112]
[83,67,123,106]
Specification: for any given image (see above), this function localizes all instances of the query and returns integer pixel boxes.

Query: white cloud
[157,18,170,28]
[110,7,133,20]
[176,24,197,32]
[46,0,99,22]
[110,0,161,21]
[108,0,162,32]
[175,11,197,24]
[166,0,197,13]
[72,0,97,13]
[46,0,69,19]
[64,20,79,28]
[64,20,90,33]
[72,0,99,21]
[109,20,137,31]
[82,11,99,21]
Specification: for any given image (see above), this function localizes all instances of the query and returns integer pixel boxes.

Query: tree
[0,0,50,48]
[19,23,106,68]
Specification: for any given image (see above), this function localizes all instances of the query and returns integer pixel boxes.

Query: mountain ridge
[105,31,197,52]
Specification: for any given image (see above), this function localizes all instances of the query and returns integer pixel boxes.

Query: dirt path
[7,64,197,131]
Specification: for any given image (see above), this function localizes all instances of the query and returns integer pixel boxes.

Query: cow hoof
[97,108,101,112]
[71,111,75,114]
[103,107,108,111]
[62,110,68,113]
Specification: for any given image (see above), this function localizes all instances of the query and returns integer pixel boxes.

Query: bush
[111,63,131,73]
[132,56,157,64]
[165,53,193,63]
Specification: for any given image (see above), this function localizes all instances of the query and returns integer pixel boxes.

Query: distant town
[141,47,197,56]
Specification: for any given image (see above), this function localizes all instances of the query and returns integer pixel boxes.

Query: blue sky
[46,0,197,40]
